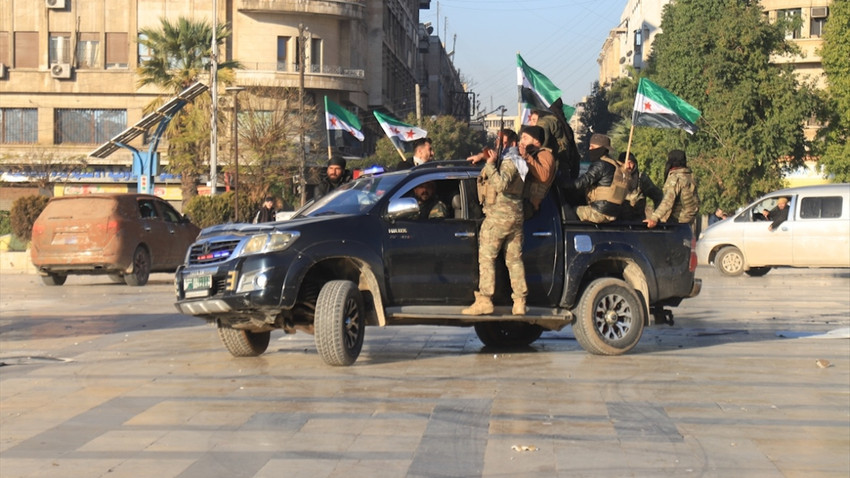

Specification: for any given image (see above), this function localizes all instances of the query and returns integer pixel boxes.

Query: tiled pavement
[1,270,848,477]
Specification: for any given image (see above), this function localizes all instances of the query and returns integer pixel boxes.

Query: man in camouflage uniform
[530,108,581,181]
[463,140,528,316]
[620,152,663,221]
[645,149,700,230]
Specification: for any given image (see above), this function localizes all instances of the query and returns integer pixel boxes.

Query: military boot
[512,298,526,316]
[462,292,494,315]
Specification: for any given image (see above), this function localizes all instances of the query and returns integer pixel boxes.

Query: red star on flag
[391,127,400,134]
[643,101,652,111]
[329,117,338,126]
[405,129,415,139]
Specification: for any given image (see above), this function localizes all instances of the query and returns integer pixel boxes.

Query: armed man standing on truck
[645,149,700,230]
[562,133,628,223]
[463,134,528,316]
[518,125,556,219]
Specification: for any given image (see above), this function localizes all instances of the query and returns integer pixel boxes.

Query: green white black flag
[632,78,701,134]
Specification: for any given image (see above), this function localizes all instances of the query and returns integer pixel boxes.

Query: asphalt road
[0,266,848,478]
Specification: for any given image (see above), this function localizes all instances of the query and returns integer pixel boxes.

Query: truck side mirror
[386,197,420,221]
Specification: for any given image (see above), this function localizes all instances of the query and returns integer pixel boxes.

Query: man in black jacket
[314,155,352,200]
[562,133,628,223]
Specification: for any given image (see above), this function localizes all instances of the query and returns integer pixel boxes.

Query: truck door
[520,193,562,306]
[383,176,479,305]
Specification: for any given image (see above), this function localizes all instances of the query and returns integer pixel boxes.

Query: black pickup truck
[175,161,701,365]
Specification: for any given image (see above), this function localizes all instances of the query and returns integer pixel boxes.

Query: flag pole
[625,122,635,162]
[324,97,333,161]
[391,141,407,163]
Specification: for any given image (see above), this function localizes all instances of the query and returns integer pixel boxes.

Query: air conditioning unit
[51,63,72,79]
[46,0,66,9]
[0,64,6,79]
[811,7,828,19]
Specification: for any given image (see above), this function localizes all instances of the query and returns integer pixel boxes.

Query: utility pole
[225,86,245,221]
[298,23,307,206]
[209,0,218,196]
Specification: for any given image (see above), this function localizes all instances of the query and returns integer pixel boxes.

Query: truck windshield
[296,174,406,218]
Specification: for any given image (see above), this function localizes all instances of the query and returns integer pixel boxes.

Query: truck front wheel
[217,323,270,357]
[574,278,644,356]
[474,321,543,348]
[315,280,365,366]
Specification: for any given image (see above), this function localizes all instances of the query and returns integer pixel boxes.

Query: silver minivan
[697,184,850,276]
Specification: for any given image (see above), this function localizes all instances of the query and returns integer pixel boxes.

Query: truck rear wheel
[474,321,543,348]
[217,323,270,357]
[314,280,365,366]
[715,246,744,276]
[574,278,644,356]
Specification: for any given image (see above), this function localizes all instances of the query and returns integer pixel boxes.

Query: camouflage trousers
[477,215,527,301]
[576,205,616,224]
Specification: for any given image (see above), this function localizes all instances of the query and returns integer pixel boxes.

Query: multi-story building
[0,0,444,207]
[597,0,833,185]
[598,0,670,88]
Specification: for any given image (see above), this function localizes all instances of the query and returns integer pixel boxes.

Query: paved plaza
[1,266,848,477]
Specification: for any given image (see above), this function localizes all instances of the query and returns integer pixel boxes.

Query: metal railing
[241,62,365,78]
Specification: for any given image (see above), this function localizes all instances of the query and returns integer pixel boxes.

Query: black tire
[40,272,67,286]
[744,266,771,277]
[108,273,125,284]
[217,323,271,357]
[573,278,644,356]
[123,246,151,286]
[314,280,365,366]
[474,321,543,348]
[715,246,744,277]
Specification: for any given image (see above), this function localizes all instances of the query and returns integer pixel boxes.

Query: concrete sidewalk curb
[0,250,37,274]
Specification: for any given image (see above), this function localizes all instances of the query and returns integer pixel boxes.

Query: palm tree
[137,17,240,203]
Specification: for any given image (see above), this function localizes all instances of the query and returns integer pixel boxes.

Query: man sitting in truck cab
[561,133,628,223]
[412,181,448,220]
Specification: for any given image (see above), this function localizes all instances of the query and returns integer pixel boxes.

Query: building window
[1,108,38,144]
[106,33,128,69]
[15,32,38,68]
[138,33,152,64]
[310,37,322,70]
[49,32,72,65]
[277,36,289,71]
[76,33,100,69]
[778,9,802,39]
[810,17,826,37]
[55,109,126,144]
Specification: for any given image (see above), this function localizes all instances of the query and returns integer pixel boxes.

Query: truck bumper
[688,278,702,298]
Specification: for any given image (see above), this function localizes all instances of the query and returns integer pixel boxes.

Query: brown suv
[31,193,200,286]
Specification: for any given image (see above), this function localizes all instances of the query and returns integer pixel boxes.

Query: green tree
[816,0,850,181]
[640,0,817,214]
[137,17,240,206]
[578,82,619,156]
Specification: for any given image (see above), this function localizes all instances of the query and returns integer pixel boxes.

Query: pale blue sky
[420,0,628,116]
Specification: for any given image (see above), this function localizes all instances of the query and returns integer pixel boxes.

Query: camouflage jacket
[480,149,524,220]
[650,167,699,224]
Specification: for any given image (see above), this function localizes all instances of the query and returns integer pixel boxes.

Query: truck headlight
[242,231,300,255]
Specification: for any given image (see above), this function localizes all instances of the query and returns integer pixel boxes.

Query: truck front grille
[188,239,241,265]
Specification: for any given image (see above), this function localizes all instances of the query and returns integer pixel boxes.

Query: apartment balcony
[237,62,365,92]
[237,0,365,19]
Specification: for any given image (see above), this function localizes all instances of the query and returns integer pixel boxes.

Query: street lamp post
[226,86,246,221]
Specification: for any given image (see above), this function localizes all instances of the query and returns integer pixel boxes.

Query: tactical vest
[587,156,629,205]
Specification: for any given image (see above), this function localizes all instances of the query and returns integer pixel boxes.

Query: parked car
[31,193,200,286]
[697,184,850,276]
